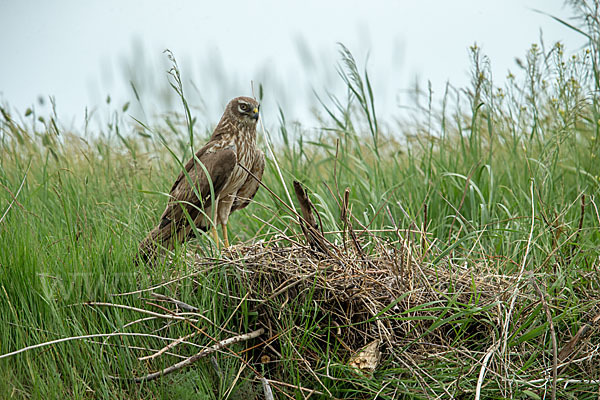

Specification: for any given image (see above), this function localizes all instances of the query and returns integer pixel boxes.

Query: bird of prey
[139,96,265,261]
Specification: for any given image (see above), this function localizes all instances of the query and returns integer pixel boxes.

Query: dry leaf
[348,340,381,373]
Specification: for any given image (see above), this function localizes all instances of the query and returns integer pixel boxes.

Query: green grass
[2,3,600,398]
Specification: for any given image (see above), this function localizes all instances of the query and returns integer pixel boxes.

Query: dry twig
[261,377,274,400]
[131,328,264,382]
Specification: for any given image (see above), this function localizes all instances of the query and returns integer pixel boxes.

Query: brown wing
[231,149,265,213]
[159,144,237,230]
[137,143,236,262]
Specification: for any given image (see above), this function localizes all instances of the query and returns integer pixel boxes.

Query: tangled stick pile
[214,181,517,364]
[223,237,511,355]
[202,181,599,395]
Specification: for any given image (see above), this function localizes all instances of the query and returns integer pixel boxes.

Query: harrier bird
[139,96,264,261]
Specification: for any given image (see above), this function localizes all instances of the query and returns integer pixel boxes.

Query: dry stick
[131,328,264,382]
[150,292,199,312]
[293,180,329,254]
[145,300,179,316]
[263,378,324,397]
[323,179,372,255]
[192,278,263,303]
[322,177,342,213]
[98,315,167,349]
[475,344,499,400]
[102,288,267,385]
[241,163,337,258]
[239,164,336,255]
[0,332,183,359]
[110,263,220,296]
[85,339,188,359]
[81,302,187,321]
[241,331,284,356]
[85,302,198,349]
[530,277,557,400]
[139,299,241,356]
[120,316,161,332]
[261,377,275,400]
[341,187,350,252]
[340,187,376,269]
[0,161,30,224]
[523,378,600,385]
[138,331,199,361]
[344,197,363,255]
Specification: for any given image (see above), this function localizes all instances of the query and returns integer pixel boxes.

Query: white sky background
[0,0,587,132]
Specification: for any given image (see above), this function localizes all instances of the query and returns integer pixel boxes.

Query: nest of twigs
[223,237,509,354]
[214,181,516,360]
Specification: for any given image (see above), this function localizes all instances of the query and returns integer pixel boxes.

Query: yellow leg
[222,223,229,247]
[211,226,220,249]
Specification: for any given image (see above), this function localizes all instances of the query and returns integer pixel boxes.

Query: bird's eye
[239,103,248,111]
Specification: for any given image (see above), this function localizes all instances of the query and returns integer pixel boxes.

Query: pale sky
[0,0,586,130]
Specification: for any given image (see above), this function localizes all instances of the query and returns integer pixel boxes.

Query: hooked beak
[252,107,259,121]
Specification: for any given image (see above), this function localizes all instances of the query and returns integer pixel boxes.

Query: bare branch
[130,328,264,382]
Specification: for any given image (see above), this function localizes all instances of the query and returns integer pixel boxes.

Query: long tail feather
[137,217,209,265]
[137,220,174,264]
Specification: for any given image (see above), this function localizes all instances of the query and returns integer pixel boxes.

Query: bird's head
[228,96,260,126]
